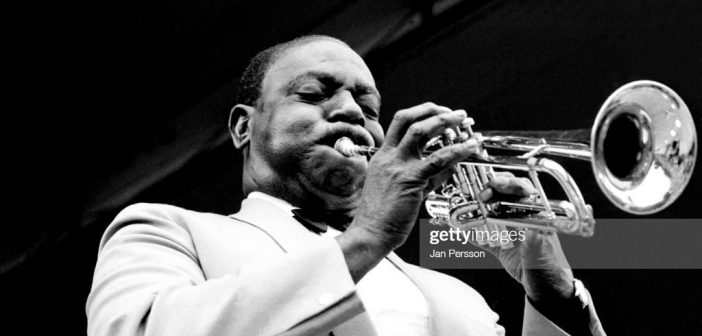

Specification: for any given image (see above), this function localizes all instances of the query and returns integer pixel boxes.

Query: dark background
[2,0,702,334]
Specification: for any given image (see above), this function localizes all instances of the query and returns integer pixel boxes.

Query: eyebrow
[286,71,381,104]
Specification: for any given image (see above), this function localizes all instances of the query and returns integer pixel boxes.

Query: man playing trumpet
[87,35,605,336]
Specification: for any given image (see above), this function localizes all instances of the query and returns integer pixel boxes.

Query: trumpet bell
[592,80,697,214]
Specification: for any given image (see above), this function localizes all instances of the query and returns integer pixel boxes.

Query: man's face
[248,40,384,211]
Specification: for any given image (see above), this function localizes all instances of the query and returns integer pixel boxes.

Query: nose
[327,91,365,126]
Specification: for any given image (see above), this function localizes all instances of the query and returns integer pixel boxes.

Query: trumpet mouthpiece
[334,137,359,157]
[334,137,377,157]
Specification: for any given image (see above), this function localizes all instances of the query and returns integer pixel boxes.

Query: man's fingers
[424,167,457,195]
[384,103,453,147]
[478,188,494,202]
[416,139,479,179]
[521,229,572,272]
[492,171,515,179]
[486,175,536,197]
[397,109,467,154]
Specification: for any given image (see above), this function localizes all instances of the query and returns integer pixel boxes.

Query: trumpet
[335,80,697,240]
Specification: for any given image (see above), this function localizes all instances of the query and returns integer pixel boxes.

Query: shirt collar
[246,191,296,214]
[246,191,345,236]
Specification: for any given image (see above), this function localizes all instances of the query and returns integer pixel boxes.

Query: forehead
[262,40,377,95]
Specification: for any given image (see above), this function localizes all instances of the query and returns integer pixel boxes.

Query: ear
[228,104,255,149]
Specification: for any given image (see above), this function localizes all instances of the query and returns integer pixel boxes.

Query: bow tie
[291,208,349,234]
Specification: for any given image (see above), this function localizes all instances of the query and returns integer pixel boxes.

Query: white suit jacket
[86,198,605,335]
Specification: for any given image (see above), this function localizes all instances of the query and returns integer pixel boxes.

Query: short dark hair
[235,35,349,107]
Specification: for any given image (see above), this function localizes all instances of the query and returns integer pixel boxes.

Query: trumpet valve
[462,118,475,134]
[444,128,457,142]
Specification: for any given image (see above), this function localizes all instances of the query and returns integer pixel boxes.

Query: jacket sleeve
[86,203,362,336]
[522,289,606,336]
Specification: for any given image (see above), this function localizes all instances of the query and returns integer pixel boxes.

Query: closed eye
[362,106,379,121]
[296,92,327,103]
[357,95,380,120]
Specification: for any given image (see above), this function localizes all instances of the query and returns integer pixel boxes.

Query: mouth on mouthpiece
[334,137,359,157]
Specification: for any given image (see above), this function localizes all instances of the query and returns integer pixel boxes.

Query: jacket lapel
[231,197,377,336]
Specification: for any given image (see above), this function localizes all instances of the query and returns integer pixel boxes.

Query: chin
[303,166,366,211]
[317,191,362,215]
[316,171,364,208]
[293,145,367,211]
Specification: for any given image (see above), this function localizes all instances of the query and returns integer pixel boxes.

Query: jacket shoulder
[115,202,222,220]
[100,203,240,248]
